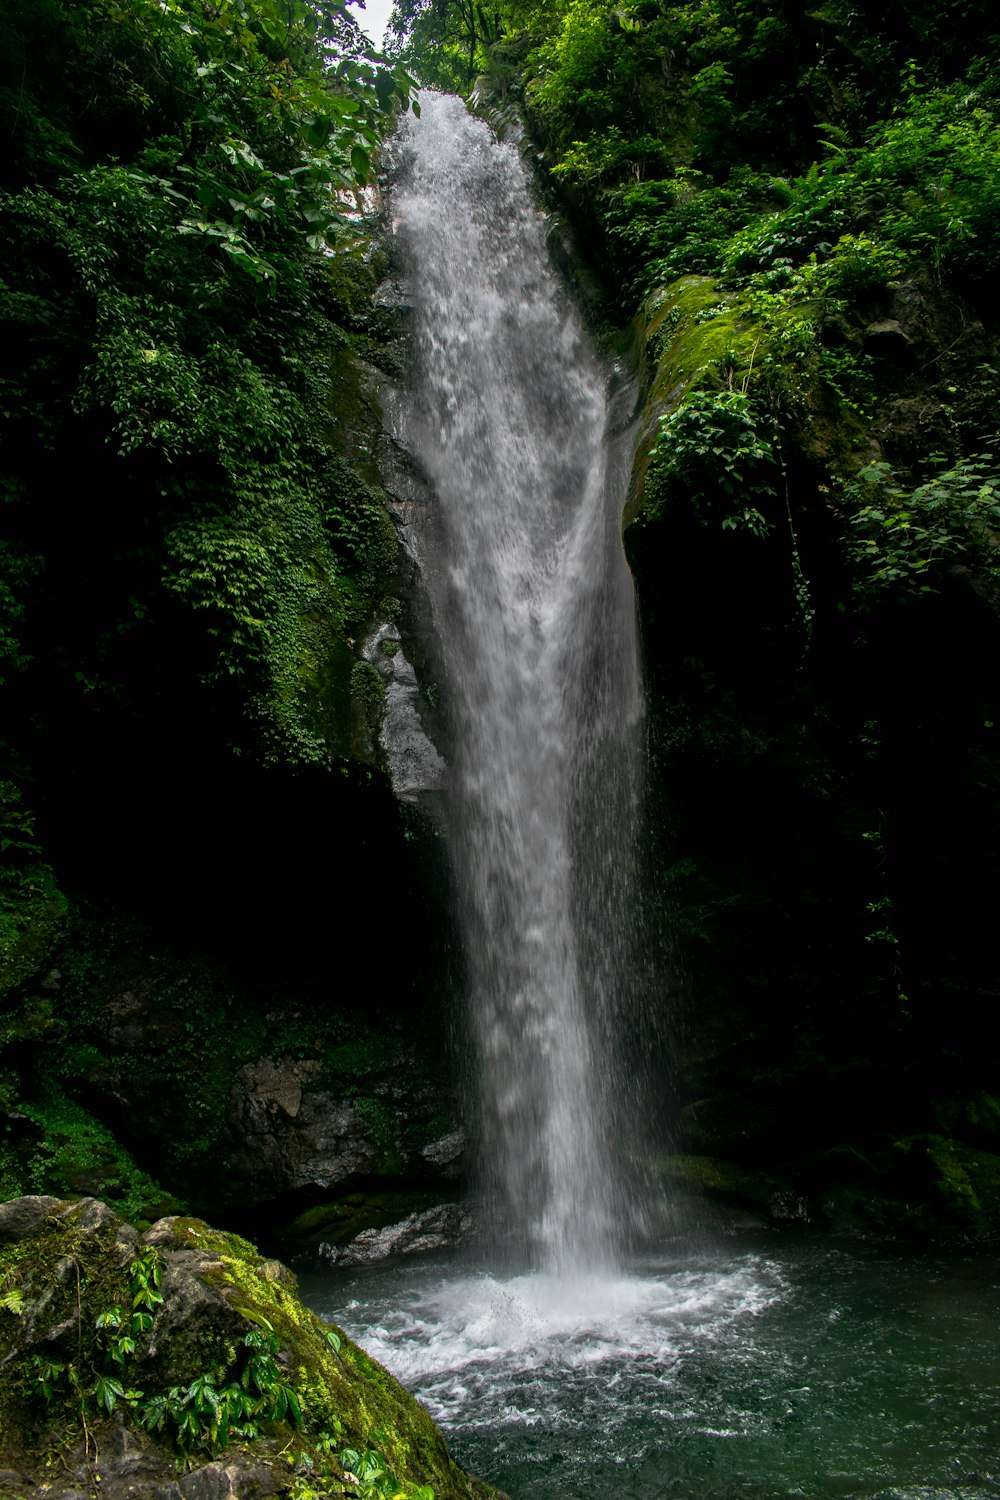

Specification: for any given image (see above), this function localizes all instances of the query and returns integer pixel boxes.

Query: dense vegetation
[0,0,456,1226]
[1,0,418,767]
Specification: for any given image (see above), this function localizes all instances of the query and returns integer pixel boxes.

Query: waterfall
[387,94,646,1273]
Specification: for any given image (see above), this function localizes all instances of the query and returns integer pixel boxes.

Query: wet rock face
[363,620,447,802]
[225,1056,464,1195]
[318,1202,474,1266]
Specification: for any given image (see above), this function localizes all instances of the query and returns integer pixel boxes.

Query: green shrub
[845,454,1000,605]
[645,389,778,535]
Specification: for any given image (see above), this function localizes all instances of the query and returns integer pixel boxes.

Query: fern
[1,1285,24,1315]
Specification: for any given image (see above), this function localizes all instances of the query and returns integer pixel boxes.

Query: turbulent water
[302,1238,1000,1500]
[387,94,647,1272]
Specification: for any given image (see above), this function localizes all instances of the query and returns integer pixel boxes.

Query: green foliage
[0,782,41,866]
[856,80,1000,282]
[4,1208,474,1493]
[340,1446,434,1500]
[1,1284,24,1317]
[138,1323,303,1451]
[0,540,40,685]
[351,659,386,737]
[845,454,1000,604]
[603,170,775,296]
[1,0,413,770]
[16,1090,178,1223]
[0,783,68,998]
[386,0,504,88]
[646,390,778,536]
[287,1440,434,1500]
[411,0,1000,334]
[527,0,619,123]
[20,1250,161,1426]
[4,0,417,241]
[14,1245,306,1454]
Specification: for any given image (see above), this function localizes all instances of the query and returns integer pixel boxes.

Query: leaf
[303,114,333,147]
[186,1374,220,1417]
[270,1382,302,1424]
[238,1308,276,1332]
[94,1375,125,1414]
[350,145,371,183]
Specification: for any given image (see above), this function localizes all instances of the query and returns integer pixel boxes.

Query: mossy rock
[899,1135,1000,1232]
[0,1196,501,1500]
[625,266,874,530]
[651,1153,746,1195]
[279,1187,457,1256]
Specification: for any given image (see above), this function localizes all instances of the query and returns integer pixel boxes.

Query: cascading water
[387,94,647,1273]
[301,96,1000,1500]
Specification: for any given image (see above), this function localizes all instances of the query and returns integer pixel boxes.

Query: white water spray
[388,95,646,1272]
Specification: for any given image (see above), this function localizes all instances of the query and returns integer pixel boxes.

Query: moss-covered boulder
[0,1196,501,1500]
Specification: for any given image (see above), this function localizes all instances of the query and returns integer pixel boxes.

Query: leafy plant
[646,390,778,536]
[20,1254,162,1423]
[341,1446,434,1500]
[1,1282,24,1316]
[845,454,1000,605]
[20,1253,308,1456]
[138,1320,303,1451]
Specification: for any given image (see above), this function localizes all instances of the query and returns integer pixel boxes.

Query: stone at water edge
[318,1202,474,1266]
[0,1196,503,1500]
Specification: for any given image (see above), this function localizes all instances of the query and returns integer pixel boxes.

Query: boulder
[319,1203,474,1266]
[0,1197,502,1500]
[0,1195,63,1246]
[225,1057,464,1195]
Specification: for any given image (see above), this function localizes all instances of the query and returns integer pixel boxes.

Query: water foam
[315,1251,786,1431]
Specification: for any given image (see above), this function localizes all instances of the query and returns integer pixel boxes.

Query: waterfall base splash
[302,1239,1000,1500]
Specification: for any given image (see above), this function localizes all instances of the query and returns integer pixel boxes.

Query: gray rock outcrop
[318,1202,474,1266]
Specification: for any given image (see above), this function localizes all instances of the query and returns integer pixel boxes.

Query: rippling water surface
[300,1236,1000,1500]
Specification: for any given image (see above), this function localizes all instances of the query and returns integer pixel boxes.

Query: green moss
[401,1114,453,1155]
[651,1154,746,1194]
[919,1136,1000,1226]
[0,1203,498,1499]
[15,1089,180,1225]
[351,660,386,747]
[2,895,454,1228]
[355,1097,393,1148]
[326,1036,404,1082]
[155,1218,492,1495]
[628,275,779,525]
[628,256,877,529]
[644,276,756,399]
[372,1148,405,1178]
